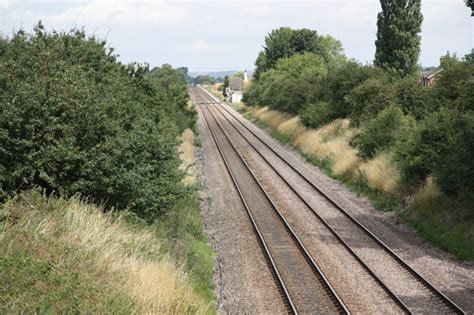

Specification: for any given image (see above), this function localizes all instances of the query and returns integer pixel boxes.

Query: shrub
[0,24,193,220]
[299,101,336,129]
[347,77,396,126]
[352,106,413,159]
[394,77,433,120]
[394,107,474,194]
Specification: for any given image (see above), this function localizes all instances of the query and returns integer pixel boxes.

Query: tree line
[243,2,474,197]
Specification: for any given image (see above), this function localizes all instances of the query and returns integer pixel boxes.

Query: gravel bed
[195,102,286,313]
[211,100,473,313]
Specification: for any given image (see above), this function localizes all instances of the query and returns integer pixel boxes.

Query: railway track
[194,89,348,314]
[193,87,466,314]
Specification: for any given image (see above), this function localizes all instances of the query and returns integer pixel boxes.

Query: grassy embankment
[0,129,215,313]
[239,105,473,260]
[203,84,225,101]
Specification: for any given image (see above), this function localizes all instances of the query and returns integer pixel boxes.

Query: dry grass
[412,176,440,203]
[179,128,197,186]
[258,110,292,129]
[1,192,210,313]
[358,152,401,194]
[294,119,359,176]
[277,116,307,139]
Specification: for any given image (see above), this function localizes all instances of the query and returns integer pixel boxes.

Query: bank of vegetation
[0,23,214,312]
[242,21,473,259]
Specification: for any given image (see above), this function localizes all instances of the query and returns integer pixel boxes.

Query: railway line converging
[191,87,466,315]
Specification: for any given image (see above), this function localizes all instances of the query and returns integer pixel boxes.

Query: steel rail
[195,95,298,314]
[197,93,349,314]
[206,102,412,313]
[198,87,466,315]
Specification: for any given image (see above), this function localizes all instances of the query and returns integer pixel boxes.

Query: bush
[394,107,474,194]
[394,77,433,120]
[352,106,413,158]
[299,101,336,129]
[347,76,396,126]
[0,24,193,220]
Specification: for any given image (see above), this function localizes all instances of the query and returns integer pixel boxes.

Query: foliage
[352,106,413,158]
[394,107,474,194]
[432,55,474,111]
[222,75,229,97]
[346,76,396,126]
[299,101,336,129]
[252,52,328,114]
[254,27,344,79]
[374,0,423,76]
[193,75,216,85]
[0,23,194,221]
[465,0,474,16]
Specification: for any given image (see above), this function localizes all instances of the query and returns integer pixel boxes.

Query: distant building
[226,76,244,103]
[421,68,442,86]
[243,70,249,82]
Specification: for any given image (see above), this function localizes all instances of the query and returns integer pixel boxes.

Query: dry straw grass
[245,106,403,195]
[259,110,292,129]
[5,194,210,314]
[358,152,401,194]
[179,128,197,186]
[277,116,307,139]
[295,119,359,176]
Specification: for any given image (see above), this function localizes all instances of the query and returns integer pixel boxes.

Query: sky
[0,0,472,72]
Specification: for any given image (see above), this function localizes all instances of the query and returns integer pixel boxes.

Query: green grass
[155,187,216,304]
[401,192,474,260]
[0,193,134,313]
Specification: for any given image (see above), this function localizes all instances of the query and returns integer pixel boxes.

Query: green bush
[352,106,413,159]
[394,77,433,120]
[0,24,193,220]
[394,107,474,194]
[299,101,336,129]
[347,77,396,126]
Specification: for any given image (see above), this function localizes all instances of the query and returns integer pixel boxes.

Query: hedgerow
[0,23,194,221]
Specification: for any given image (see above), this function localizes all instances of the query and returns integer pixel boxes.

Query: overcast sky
[0,0,472,72]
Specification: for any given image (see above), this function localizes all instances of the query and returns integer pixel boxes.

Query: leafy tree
[193,75,215,85]
[257,52,328,114]
[465,0,474,16]
[254,27,344,79]
[346,75,395,125]
[222,75,229,97]
[374,0,423,76]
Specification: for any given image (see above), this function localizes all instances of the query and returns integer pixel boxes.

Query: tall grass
[0,191,211,313]
[179,128,197,186]
[358,152,400,195]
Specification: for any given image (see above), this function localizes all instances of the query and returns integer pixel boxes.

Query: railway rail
[192,87,466,314]
[194,89,349,314]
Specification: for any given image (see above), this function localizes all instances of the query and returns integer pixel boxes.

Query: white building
[226,76,244,103]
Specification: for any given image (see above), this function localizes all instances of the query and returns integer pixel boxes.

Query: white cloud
[49,0,191,27]
[0,0,15,9]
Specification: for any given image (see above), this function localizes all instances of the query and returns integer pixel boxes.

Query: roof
[422,68,442,79]
[229,77,244,91]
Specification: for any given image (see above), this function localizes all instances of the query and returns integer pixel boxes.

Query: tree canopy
[374,0,423,76]
[254,27,344,79]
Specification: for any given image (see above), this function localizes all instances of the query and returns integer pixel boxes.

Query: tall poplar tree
[374,0,423,76]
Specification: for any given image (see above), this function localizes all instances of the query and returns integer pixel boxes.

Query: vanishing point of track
[193,87,466,314]
[194,88,348,314]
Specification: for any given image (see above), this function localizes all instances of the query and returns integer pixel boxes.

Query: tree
[374,0,423,76]
[253,27,344,79]
[222,75,229,97]
[466,0,474,16]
